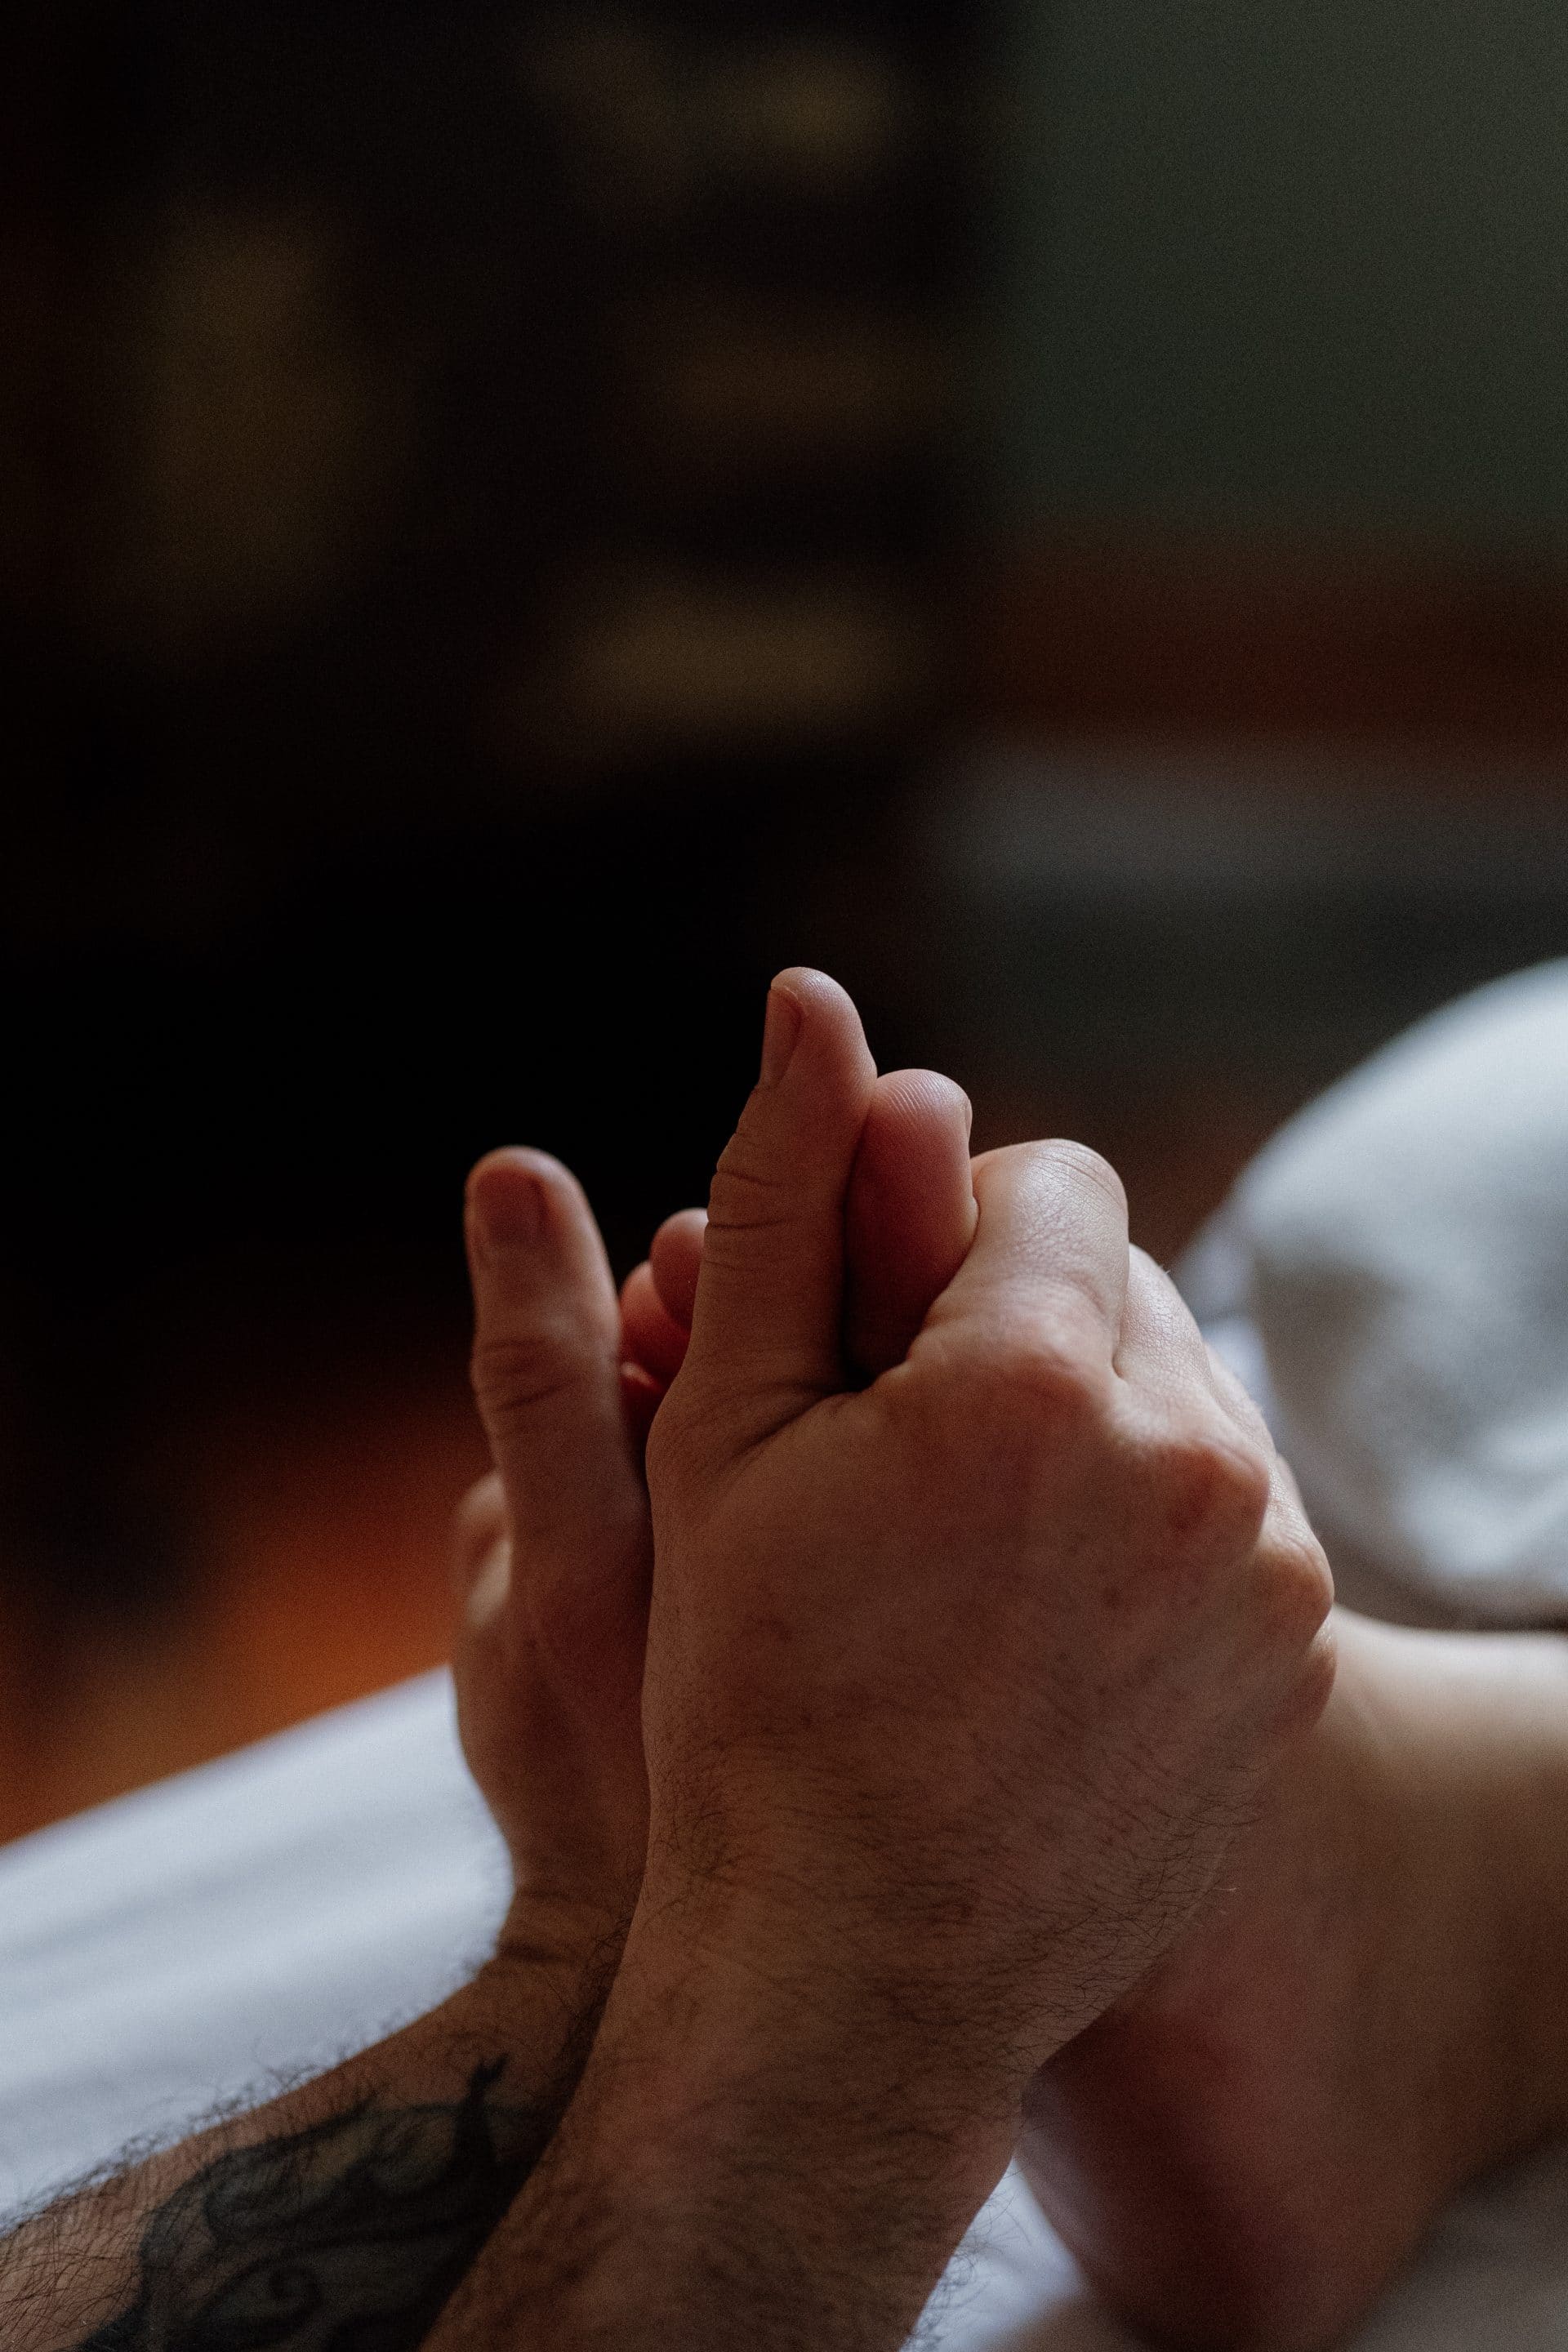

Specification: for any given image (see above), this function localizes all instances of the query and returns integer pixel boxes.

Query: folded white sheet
[2,1668,1565,2349]
[1207,959,1568,1623]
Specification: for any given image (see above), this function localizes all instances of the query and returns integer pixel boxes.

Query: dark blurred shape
[951,0,1568,1230]
[922,746,1568,1096]
[8,2,1568,1827]
[975,542,1568,743]
[2,1,984,1615]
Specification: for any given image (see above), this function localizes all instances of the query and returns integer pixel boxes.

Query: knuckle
[1292,1621,1339,1729]
[470,1327,593,1438]
[1247,1593,1338,1746]
[459,1530,512,1624]
[454,1468,504,1536]
[1149,1423,1273,1557]
[989,1330,1104,1424]
[1045,1138,1129,1219]
[705,1136,795,1241]
[1258,1519,1337,1643]
[911,1316,1107,1443]
[450,1472,506,1587]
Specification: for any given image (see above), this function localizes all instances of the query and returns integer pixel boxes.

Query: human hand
[635,969,1336,2113]
[452,1059,977,1969]
[421,973,1332,2352]
[620,1059,977,1402]
[454,1152,653,1968]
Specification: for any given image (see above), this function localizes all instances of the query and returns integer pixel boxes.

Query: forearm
[427,1906,1018,2352]
[1,1908,618,2352]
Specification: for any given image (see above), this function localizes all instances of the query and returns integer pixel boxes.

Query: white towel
[1198,959,1568,1623]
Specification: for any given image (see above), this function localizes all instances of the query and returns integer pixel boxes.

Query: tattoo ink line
[76,2061,550,2352]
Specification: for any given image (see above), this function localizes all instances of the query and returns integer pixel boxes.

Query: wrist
[635,1832,1042,2102]
[492,1886,630,1985]
[605,1882,1018,2185]
[440,1895,627,2105]
[506,1893,1015,2346]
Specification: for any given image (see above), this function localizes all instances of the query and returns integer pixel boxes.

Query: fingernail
[474,1166,546,1250]
[760,984,803,1087]
[960,1089,974,1141]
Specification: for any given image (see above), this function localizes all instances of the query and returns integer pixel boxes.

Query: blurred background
[5,0,1568,1838]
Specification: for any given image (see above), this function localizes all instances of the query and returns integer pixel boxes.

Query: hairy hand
[638,971,1336,2096]
[452,1057,978,1965]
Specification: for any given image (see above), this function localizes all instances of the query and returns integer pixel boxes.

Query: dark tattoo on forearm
[74,2061,550,2351]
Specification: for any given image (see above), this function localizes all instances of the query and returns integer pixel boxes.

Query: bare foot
[1020,1609,1568,2351]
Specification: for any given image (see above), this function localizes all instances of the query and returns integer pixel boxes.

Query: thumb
[626,1070,976,1388]
[465,1150,647,1567]
[679,967,876,1441]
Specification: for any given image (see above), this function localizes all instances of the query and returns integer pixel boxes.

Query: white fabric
[1203,958,1568,1621]
[0,1674,511,2211]
[2,1669,1566,2347]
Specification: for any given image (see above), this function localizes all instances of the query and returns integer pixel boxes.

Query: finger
[620,1260,691,1383]
[649,1076,976,1380]
[620,1360,665,1454]
[1116,1250,1280,1450]
[466,1149,646,1559]
[1116,1252,1314,1570]
[649,1208,707,1330]
[925,1139,1129,1361]
[844,1069,977,1376]
[680,968,877,1436]
[452,1470,507,1593]
[1113,1247,1217,1389]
